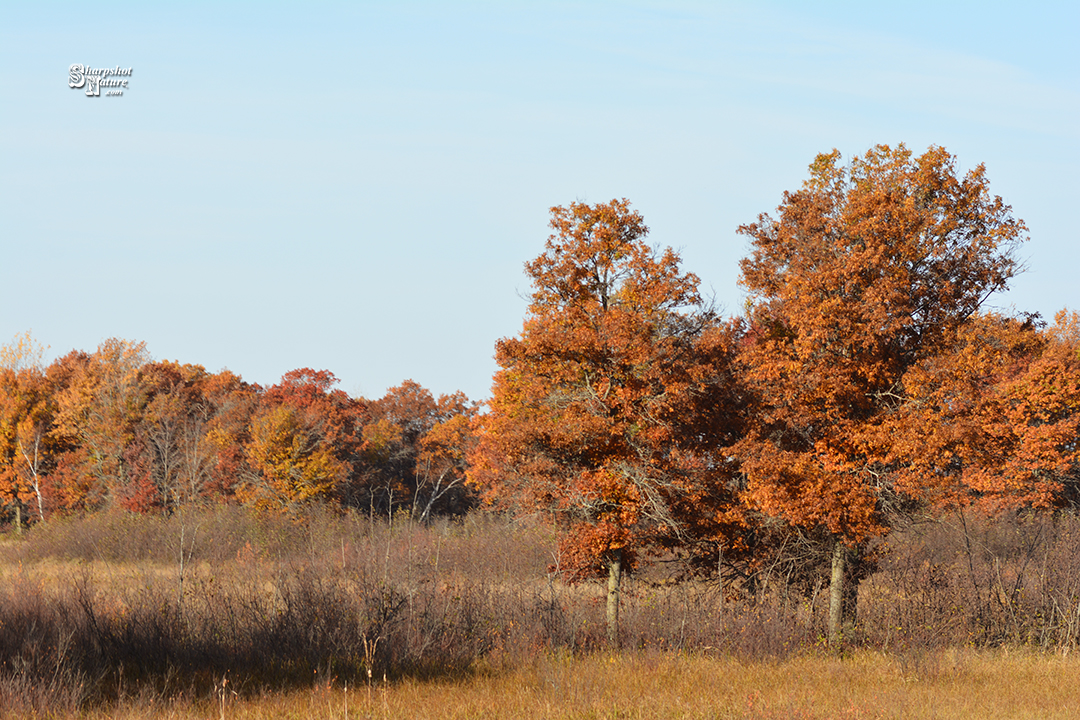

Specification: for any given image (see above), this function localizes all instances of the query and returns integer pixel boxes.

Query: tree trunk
[33,483,44,524]
[828,539,846,648]
[843,549,861,629]
[717,540,725,633]
[606,549,623,649]
[20,436,46,524]
[14,502,21,534]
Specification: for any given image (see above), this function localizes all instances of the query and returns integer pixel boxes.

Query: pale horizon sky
[2,1,1077,402]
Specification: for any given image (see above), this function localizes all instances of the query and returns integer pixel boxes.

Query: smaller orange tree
[888,310,1080,512]
[353,380,477,521]
[471,199,745,646]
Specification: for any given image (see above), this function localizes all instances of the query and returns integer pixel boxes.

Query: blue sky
[2,1,1076,402]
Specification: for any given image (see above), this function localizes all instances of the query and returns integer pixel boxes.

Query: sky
[2,1,1077,403]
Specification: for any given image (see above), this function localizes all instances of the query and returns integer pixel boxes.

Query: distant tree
[355,380,438,517]
[128,361,222,511]
[52,339,150,511]
[353,380,477,521]
[200,369,260,502]
[472,199,746,647]
[238,369,362,513]
[39,350,93,514]
[0,331,48,373]
[0,332,54,529]
[735,144,1027,645]
[413,399,478,523]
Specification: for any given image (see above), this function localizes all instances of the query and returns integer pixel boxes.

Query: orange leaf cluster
[0,336,477,522]
[472,199,747,579]
[736,144,1029,544]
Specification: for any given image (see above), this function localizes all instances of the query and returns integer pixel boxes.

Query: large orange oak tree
[735,145,1027,645]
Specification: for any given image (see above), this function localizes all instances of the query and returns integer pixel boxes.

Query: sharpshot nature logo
[69,64,133,97]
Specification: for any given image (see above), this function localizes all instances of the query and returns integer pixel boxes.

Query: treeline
[3,143,1080,651]
[0,338,478,528]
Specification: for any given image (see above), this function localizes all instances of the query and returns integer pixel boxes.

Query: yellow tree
[735,145,1027,645]
[241,404,348,512]
[472,199,746,646]
[237,369,360,513]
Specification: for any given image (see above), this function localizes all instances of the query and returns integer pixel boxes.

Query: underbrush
[2,507,1080,716]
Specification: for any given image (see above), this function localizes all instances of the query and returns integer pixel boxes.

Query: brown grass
[4,506,1080,717]
[28,650,1080,719]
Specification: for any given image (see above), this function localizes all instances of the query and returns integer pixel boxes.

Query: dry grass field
[4,507,1080,718]
[35,650,1080,719]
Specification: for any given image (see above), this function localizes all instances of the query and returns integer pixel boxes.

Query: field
[3,507,1080,718]
[20,650,1078,719]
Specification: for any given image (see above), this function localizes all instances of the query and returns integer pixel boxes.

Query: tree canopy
[735,144,1029,642]
[472,199,746,645]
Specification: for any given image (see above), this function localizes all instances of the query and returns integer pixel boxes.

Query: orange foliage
[51,339,150,510]
[354,380,477,519]
[472,199,746,579]
[237,369,362,513]
[889,312,1080,511]
[736,145,1028,544]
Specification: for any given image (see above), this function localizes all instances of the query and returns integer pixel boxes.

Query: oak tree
[735,145,1027,645]
[472,199,745,646]
[889,311,1080,512]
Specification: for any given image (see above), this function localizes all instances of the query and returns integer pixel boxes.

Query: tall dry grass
[25,650,1080,719]
[2,506,1080,716]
